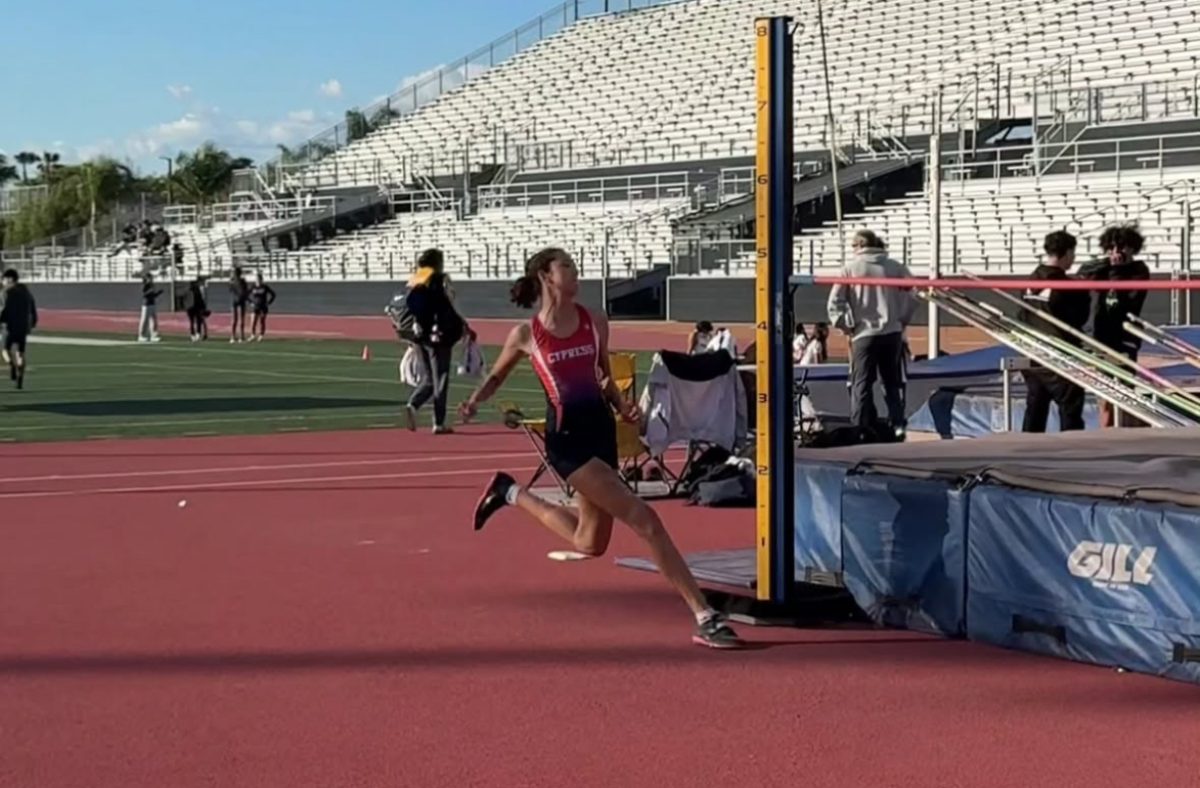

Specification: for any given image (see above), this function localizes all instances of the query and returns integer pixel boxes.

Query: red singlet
[528,304,605,427]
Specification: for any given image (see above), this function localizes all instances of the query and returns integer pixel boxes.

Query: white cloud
[72,97,337,170]
[399,65,442,90]
[167,84,193,100]
[125,112,210,157]
[318,79,343,98]
[76,139,117,161]
[265,109,324,144]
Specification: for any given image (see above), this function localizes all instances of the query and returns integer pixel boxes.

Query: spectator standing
[229,267,249,343]
[138,273,163,343]
[184,277,209,342]
[0,268,37,389]
[1082,224,1151,428]
[249,272,277,342]
[827,230,917,435]
[1018,231,1091,433]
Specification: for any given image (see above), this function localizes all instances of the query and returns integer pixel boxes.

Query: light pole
[160,156,174,204]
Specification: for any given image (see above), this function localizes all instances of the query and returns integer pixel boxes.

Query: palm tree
[0,154,17,188]
[171,143,254,205]
[38,151,61,180]
[14,152,40,182]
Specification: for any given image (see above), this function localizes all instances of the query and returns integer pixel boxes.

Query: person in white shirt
[687,321,714,355]
[793,322,829,429]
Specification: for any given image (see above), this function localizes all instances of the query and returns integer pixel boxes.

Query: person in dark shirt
[1,268,38,389]
[184,277,209,342]
[1080,224,1151,427]
[229,267,249,343]
[1018,231,1091,433]
[249,272,277,342]
[138,273,164,343]
[404,248,468,434]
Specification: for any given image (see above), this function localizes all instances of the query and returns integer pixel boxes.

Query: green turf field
[0,333,652,443]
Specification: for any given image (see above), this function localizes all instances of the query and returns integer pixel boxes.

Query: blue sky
[1,0,558,174]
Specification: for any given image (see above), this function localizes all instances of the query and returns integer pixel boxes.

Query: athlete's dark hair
[511,247,569,309]
[1099,223,1145,255]
[1,268,18,282]
[696,320,713,332]
[1043,230,1077,258]
[417,248,444,270]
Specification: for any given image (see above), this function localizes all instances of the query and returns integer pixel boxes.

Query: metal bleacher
[16,0,1200,284]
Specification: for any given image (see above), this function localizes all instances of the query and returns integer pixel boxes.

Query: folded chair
[501,352,654,497]
[637,349,748,494]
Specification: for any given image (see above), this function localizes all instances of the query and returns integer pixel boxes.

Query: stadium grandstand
[7,5,1200,782]
[6,0,1200,323]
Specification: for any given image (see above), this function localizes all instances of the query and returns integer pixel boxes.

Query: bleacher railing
[477,171,690,211]
[0,184,48,217]
[257,0,685,190]
[941,131,1200,185]
[162,197,336,226]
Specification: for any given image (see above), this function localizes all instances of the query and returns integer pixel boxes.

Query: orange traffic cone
[361,345,371,362]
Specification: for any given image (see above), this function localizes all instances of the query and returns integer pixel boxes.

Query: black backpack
[387,289,422,342]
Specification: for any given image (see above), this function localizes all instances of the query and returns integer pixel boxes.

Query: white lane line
[0,410,405,434]
[0,465,536,500]
[134,360,545,394]
[0,451,539,485]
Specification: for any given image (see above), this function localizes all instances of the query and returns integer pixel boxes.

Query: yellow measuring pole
[754,17,773,599]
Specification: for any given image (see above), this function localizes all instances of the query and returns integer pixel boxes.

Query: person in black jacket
[1081,224,1151,427]
[404,248,468,434]
[1018,231,1091,433]
[1,268,37,389]
[184,277,209,342]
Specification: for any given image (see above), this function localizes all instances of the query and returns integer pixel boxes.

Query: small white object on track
[547,550,596,562]
[178,499,188,508]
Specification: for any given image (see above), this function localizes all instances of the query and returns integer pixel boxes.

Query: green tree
[3,156,152,248]
[38,151,61,180]
[276,141,336,164]
[14,152,40,183]
[369,105,400,130]
[345,109,371,143]
[169,142,254,205]
[0,154,17,188]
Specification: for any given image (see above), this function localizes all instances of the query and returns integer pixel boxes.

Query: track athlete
[459,247,745,649]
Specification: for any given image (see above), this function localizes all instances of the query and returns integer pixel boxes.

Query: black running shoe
[473,472,515,531]
[693,615,745,649]
[15,367,23,390]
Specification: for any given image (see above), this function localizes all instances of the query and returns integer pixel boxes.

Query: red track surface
[38,309,715,352]
[1,428,1197,787]
[39,308,995,355]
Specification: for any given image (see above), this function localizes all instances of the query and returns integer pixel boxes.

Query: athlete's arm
[460,324,529,422]
[594,311,640,423]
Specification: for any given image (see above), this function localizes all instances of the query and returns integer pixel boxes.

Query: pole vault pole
[754,16,795,605]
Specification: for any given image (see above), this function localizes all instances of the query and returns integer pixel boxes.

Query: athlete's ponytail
[510,275,539,309]
[510,247,569,309]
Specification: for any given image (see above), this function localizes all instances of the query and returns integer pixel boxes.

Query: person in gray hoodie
[826,230,917,433]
